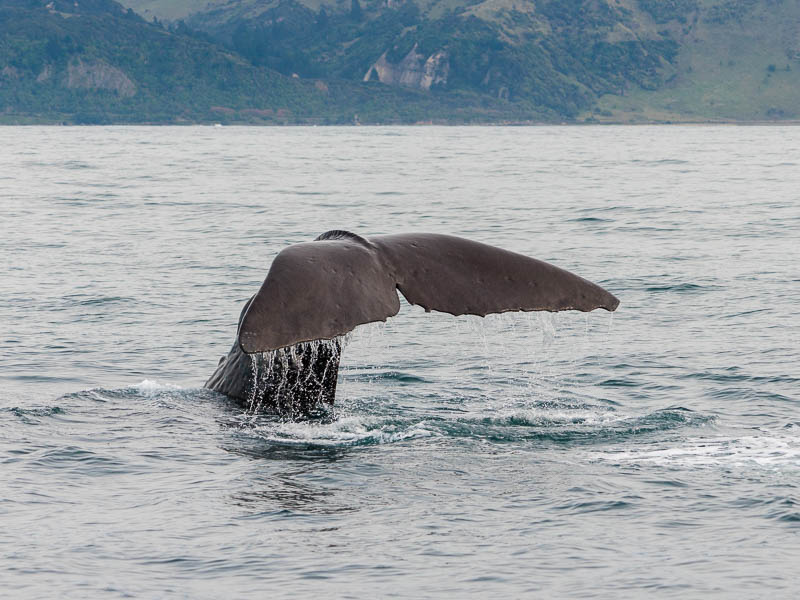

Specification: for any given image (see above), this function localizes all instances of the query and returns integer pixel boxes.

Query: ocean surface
[1,125,798,598]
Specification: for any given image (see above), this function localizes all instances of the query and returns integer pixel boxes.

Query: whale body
[205,231,619,416]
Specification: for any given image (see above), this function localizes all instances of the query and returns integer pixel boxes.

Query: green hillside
[0,0,542,123]
[0,0,311,123]
[592,0,800,122]
[179,0,681,119]
[2,0,799,123]
[143,0,800,123]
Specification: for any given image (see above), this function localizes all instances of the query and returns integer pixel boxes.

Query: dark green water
[1,126,798,598]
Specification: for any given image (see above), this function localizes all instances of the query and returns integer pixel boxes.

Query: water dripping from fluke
[243,337,346,421]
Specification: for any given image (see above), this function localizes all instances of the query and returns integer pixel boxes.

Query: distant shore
[3,118,800,126]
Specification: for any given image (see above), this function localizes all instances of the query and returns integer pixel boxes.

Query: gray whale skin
[205,231,619,416]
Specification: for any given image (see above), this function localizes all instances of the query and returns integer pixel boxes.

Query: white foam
[588,431,800,469]
[132,379,183,395]
[252,415,434,446]
[494,408,629,427]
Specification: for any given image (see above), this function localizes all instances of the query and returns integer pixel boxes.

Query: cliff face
[67,59,136,97]
[363,45,449,91]
[2,57,136,97]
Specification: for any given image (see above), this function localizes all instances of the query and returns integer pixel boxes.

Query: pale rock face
[66,59,136,97]
[37,65,53,83]
[363,43,449,91]
[1,66,20,80]
[607,23,640,43]
[421,50,450,89]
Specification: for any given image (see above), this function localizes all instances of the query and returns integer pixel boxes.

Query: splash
[244,337,346,419]
[244,415,434,447]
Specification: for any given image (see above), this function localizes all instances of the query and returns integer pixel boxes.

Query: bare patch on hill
[67,59,136,97]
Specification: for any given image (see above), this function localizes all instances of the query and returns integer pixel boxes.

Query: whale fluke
[206,231,619,415]
[238,232,619,353]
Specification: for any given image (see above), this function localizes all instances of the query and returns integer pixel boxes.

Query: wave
[585,427,800,470]
[229,404,713,449]
[644,282,723,294]
[2,405,65,426]
[10,382,716,454]
[342,370,429,384]
[568,217,614,223]
[236,415,435,448]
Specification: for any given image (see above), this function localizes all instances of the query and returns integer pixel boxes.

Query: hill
[2,0,799,123]
[593,0,800,122]
[0,0,539,124]
[178,0,679,119]
[125,0,800,122]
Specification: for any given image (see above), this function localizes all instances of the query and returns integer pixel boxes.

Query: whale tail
[238,231,619,353]
[207,231,619,415]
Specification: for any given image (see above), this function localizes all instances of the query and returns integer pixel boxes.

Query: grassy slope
[119,0,479,21]
[590,0,800,122]
[120,0,345,22]
[118,0,226,21]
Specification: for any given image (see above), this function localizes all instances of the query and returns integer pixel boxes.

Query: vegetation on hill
[174,0,800,122]
[1,0,799,123]
[592,0,800,122]
[0,0,321,123]
[0,0,547,123]
[184,0,680,118]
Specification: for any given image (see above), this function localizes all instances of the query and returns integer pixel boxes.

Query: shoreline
[3,120,800,126]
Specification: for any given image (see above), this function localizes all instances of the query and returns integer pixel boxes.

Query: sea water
[1,126,798,598]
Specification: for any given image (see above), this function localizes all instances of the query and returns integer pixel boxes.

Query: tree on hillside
[350,0,363,22]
